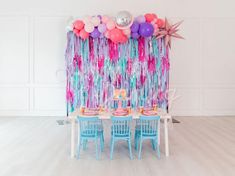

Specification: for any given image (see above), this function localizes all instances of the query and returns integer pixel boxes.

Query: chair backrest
[139,116,160,136]
[111,116,132,137]
[77,116,100,137]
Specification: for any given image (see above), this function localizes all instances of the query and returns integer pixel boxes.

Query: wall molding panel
[0,15,67,116]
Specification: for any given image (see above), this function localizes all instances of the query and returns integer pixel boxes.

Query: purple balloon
[90,27,101,38]
[139,22,154,37]
[135,15,146,23]
[99,33,105,38]
[131,32,140,39]
[97,15,102,20]
[130,21,139,33]
[98,23,106,33]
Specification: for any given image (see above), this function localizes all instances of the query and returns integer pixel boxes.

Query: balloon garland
[65,12,182,114]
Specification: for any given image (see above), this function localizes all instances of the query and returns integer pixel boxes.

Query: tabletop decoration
[141,106,158,116]
[142,110,158,116]
[65,11,183,115]
[82,108,100,116]
[82,111,99,116]
[112,89,129,116]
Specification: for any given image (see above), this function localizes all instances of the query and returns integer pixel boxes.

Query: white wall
[0,0,235,116]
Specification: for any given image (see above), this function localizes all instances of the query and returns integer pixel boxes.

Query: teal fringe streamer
[65,35,170,113]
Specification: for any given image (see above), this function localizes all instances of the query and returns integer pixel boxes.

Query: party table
[68,108,171,158]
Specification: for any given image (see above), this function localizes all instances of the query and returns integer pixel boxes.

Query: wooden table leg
[164,118,169,157]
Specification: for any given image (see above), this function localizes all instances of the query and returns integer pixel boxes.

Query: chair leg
[134,132,137,150]
[151,139,154,150]
[128,138,133,160]
[157,143,161,159]
[83,139,87,150]
[151,139,156,150]
[110,138,115,160]
[99,137,102,158]
[100,133,104,152]
[102,132,104,151]
[95,138,99,160]
[138,138,143,159]
[136,135,139,151]
[77,137,82,159]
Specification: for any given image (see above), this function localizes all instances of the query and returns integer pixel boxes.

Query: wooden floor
[0,117,234,176]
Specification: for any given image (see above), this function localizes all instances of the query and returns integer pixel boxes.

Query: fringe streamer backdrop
[65,31,169,114]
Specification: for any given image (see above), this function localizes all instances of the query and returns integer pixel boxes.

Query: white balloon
[84,22,94,33]
[65,16,74,32]
[123,29,131,35]
[66,25,73,32]
[82,15,92,23]
[91,16,101,26]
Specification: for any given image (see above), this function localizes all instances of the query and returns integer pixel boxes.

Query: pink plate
[112,111,129,116]
[142,111,158,116]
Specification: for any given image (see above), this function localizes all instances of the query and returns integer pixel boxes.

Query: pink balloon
[84,23,94,33]
[152,13,158,19]
[79,29,89,39]
[144,13,155,22]
[73,28,80,37]
[73,20,84,30]
[104,30,110,38]
[153,24,158,30]
[157,19,165,28]
[110,28,123,43]
[106,20,115,30]
[120,35,128,43]
[102,15,109,24]
[122,28,131,36]
[152,18,158,23]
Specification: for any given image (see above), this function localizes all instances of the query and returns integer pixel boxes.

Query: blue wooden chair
[110,116,133,160]
[77,116,104,160]
[134,115,160,159]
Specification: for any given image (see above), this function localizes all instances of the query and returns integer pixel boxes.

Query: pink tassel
[140,69,146,85]
[109,40,118,62]
[88,73,94,87]
[162,57,170,74]
[98,56,104,74]
[127,58,132,75]
[148,56,156,73]
[78,55,82,71]
[67,90,74,104]
[114,74,121,88]
[138,38,145,62]
[89,38,94,61]
[73,54,82,71]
